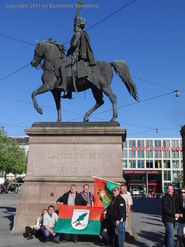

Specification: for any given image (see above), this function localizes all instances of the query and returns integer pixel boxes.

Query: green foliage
[0,126,27,175]
[73,213,88,224]
[178,170,184,186]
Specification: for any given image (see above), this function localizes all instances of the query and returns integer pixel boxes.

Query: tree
[178,170,184,187]
[0,126,27,179]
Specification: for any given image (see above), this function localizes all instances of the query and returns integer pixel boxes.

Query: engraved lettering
[48,152,103,160]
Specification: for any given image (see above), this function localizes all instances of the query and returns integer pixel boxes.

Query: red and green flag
[54,205,103,235]
[94,177,119,207]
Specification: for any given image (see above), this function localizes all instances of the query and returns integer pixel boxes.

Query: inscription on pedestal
[27,145,109,177]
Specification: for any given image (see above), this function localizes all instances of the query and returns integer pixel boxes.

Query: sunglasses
[181,191,185,193]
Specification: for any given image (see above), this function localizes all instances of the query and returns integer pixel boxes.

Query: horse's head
[31,41,44,68]
[31,39,66,69]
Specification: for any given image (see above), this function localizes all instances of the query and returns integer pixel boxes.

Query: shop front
[123,170,162,196]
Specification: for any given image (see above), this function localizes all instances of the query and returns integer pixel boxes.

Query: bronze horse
[31,39,138,122]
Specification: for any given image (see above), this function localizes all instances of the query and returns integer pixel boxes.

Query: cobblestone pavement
[0,193,177,247]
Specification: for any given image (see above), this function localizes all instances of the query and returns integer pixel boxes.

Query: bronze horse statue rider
[30,38,138,122]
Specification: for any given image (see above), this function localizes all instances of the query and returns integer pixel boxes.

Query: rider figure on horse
[59,9,96,99]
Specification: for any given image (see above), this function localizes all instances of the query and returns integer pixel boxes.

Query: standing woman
[176,187,185,247]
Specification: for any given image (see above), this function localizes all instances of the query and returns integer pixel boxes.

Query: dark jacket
[56,191,88,205]
[109,194,126,222]
[175,196,185,223]
[162,193,176,223]
[100,216,111,235]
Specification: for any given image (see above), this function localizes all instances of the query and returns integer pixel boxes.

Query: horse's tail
[111,60,139,101]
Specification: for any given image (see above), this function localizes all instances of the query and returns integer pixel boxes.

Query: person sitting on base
[99,208,111,246]
[23,208,47,240]
[42,205,60,243]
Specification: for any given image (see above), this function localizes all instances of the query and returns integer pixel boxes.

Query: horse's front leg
[32,83,53,115]
[32,89,43,115]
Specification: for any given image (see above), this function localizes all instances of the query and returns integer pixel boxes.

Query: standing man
[162,183,180,247]
[42,205,60,243]
[80,183,94,206]
[108,187,126,247]
[120,184,133,238]
[56,184,88,243]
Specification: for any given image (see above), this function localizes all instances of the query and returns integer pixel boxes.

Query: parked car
[0,185,8,193]
[132,188,140,195]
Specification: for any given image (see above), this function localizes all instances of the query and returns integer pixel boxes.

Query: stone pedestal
[12,122,126,234]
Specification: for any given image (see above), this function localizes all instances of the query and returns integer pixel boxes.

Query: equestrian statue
[30,2,138,122]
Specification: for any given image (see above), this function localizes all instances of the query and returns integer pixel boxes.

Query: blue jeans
[42,227,60,241]
[101,230,110,245]
[163,222,174,247]
[114,221,125,247]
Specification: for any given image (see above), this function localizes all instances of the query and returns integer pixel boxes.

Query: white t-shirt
[43,212,58,228]
[121,192,133,209]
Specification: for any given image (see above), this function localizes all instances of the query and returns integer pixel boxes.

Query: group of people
[162,184,185,247]
[23,183,133,246]
[99,185,133,247]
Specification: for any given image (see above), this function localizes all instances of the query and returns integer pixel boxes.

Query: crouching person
[99,208,111,246]
[42,205,60,243]
[23,208,47,240]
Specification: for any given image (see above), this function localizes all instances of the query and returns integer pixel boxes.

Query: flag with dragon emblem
[54,205,103,235]
[94,177,119,207]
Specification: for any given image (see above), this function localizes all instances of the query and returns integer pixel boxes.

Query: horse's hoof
[83,116,89,122]
[37,108,43,115]
[56,118,61,122]
[110,118,116,122]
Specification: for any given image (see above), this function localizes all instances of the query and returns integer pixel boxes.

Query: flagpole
[92,176,121,185]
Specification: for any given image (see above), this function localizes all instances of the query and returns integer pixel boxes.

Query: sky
[0,0,185,138]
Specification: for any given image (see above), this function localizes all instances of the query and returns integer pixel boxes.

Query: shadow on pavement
[132,198,162,215]
[0,206,16,230]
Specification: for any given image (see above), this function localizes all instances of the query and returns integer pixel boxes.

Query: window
[137,140,144,147]
[138,160,144,168]
[164,171,171,181]
[155,160,162,168]
[172,150,179,158]
[123,141,127,149]
[138,150,144,158]
[163,150,170,158]
[146,160,153,168]
[128,160,136,168]
[122,150,127,158]
[122,160,127,169]
[154,140,161,147]
[129,150,136,158]
[155,151,162,159]
[171,139,179,147]
[163,160,171,169]
[146,150,153,158]
[129,140,136,148]
[146,140,153,148]
[172,171,179,183]
[172,160,179,169]
[163,140,170,147]
[180,151,182,159]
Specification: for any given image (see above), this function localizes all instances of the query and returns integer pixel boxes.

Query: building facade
[122,138,182,195]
